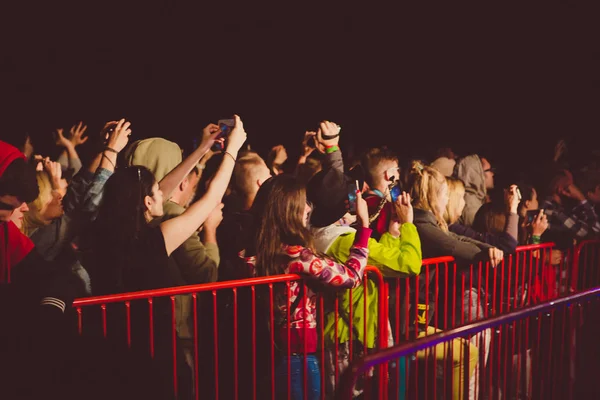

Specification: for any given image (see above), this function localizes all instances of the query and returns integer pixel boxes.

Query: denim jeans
[276,355,321,400]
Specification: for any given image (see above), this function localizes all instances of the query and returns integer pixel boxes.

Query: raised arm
[157,123,220,201]
[160,115,247,256]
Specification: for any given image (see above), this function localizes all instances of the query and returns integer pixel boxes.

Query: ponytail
[407,160,449,232]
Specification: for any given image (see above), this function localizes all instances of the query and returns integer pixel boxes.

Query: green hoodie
[312,223,422,348]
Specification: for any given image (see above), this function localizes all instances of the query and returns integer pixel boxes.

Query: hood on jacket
[455,154,486,202]
[0,141,35,283]
[123,138,182,181]
[0,141,26,178]
[311,224,355,254]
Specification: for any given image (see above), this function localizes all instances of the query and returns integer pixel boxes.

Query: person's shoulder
[162,201,185,217]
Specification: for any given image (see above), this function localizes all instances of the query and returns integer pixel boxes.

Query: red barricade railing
[387,244,556,340]
[71,242,591,399]
[570,239,600,292]
[338,286,600,400]
[73,266,387,400]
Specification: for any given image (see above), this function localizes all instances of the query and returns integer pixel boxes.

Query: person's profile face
[0,195,22,222]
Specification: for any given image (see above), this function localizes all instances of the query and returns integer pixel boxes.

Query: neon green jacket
[312,223,422,348]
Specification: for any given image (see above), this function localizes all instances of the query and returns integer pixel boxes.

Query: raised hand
[199,123,221,150]
[531,209,549,237]
[554,139,567,163]
[69,121,89,146]
[54,128,72,148]
[106,119,132,153]
[42,157,62,185]
[226,115,247,154]
[505,184,520,214]
[488,247,504,267]
[301,131,317,158]
[394,191,414,224]
[271,145,288,165]
[316,120,341,148]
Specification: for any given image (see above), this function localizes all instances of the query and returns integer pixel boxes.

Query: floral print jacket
[243,227,371,353]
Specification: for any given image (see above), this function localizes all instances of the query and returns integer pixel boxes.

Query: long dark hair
[91,166,156,293]
[248,174,315,277]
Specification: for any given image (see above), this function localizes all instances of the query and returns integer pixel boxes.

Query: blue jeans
[276,355,321,400]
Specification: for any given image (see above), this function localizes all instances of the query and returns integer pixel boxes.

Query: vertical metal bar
[251,287,257,400]
[492,259,498,316]
[445,262,449,330]
[212,290,219,400]
[101,304,107,338]
[193,294,199,400]
[77,307,83,335]
[500,259,506,314]
[149,298,154,359]
[546,310,555,400]
[270,284,275,400]
[527,250,534,307]
[319,295,325,400]
[468,264,473,323]
[126,301,131,348]
[233,288,239,400]
[485,261,489,319]
[171,296,178,399]
[405,278,410,341]
[334,295,339,389]
[515,319,521,400]
[303,282,308,400]
[452,264,457,328]
[461,275,466,326]
[363,274,370,400]
[287,282,291,400]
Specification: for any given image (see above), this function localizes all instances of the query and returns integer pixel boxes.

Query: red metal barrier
[386,244,556,345]
[338,286,600,400]
[570,240,600,292]
[73,266,387,400]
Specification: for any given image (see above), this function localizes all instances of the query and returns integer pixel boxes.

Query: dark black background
[2,2,600,171]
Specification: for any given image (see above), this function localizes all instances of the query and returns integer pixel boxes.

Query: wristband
[325,145,339,154]
[531,235,542,244]
[104,147,118,154]
[224,151,237,162]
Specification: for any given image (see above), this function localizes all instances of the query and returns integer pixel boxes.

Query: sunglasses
[0,201,17,211]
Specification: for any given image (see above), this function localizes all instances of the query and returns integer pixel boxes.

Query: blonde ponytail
[407,160,449,232]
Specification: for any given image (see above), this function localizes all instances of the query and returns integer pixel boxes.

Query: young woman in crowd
[242,174,371,400]
[407,161,504,399]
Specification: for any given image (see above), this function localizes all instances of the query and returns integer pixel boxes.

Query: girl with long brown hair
[243,174,371,400]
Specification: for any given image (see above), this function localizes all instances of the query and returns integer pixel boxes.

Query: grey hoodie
[455,155,486,227]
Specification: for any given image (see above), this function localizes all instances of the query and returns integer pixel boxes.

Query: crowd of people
[1,117,600,399]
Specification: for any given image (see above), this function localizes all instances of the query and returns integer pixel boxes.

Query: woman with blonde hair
[20,123,132,296]
[407,161,505,399]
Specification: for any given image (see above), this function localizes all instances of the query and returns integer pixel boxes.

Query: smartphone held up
[211,118,235,152]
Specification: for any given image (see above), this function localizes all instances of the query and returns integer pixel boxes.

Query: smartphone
[390,184,401,203]
[211,118,235,152]
[347,180,359,214]
[526,209,539,224]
